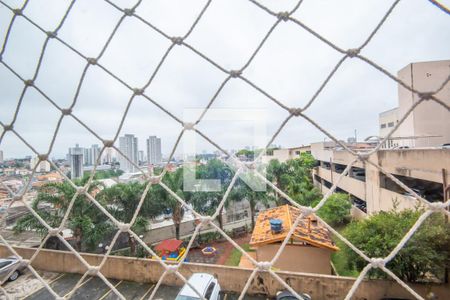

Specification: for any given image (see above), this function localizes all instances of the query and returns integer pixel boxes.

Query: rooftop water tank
[269,219,283,233]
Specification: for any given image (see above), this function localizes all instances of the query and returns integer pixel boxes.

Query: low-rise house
[250,205,338,274]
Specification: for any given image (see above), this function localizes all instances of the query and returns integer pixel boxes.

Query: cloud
[0,0,449,159]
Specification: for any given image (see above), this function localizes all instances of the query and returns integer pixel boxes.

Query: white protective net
[0,0,449,299]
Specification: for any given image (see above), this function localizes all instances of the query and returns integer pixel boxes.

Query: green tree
[314,193,352,226]
[342,210,450,282]
[14,180,113,252]
[150,168,192,240]
[190,160,234,229]
[97,182,164,255]
[230,175,274,230]
[267,154,321,207]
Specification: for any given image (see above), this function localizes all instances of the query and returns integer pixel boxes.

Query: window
[0,261,12,269]
[380,123,386,129]
[205,282,216,299]
[388,122,394,127]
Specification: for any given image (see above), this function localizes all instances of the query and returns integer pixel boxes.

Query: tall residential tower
[119,134,139,172]
[146,136,162,165]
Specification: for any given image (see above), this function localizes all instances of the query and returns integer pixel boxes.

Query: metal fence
[0,0,449,299]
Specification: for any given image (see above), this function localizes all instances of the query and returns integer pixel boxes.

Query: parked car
[175,273,221,300]
[0,256,26,282]
[442,143,450,149]
[276,290,311,300]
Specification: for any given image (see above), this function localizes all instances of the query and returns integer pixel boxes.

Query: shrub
[342,209,450,282]
[315,193,352,226]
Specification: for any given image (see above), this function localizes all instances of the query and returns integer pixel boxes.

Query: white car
[175,273,221,300]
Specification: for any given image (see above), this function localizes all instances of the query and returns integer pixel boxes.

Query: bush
[342,209,450,282]
[315,193,352,226]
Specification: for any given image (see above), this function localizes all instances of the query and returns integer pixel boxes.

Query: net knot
[12,195,22,202]
[171,37,184,45]
[117,222,131,232]
[277,11,290,21]
[87,266,100,276]
[370,258,385,269]
[46,31,57,38]
[288,107,302,116]
[428,202,446,211]
[302,207,315,217]
[150,176,161,184]
[166,264,178,273]
[48,228,60,236]
[229,70,242,78]
[199,216,212,225]
[244,161,257,170]
[419,92,433,100]
[76,187,86,194]
[358,153,369,161]
[256,261,272,271]
[38,154,48,161]
[3,124,13,131]
[133,88,144,95]
[123,8,135,16]
[24,79,34,86]
[103,139,114,147]
[346,48,360,58]
[183,122,195,130]
[12,8,22,15]
[61,108,72,115]
[21,259,30,266]
[87,57,97,65]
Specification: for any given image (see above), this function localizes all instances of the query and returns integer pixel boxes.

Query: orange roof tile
[249,205,338,251]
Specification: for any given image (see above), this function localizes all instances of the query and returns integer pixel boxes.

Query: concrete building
[379,60,450,148]
[311,141,448,215]
[138,150,144,164]
[68,144,84,179]
[102,147,116,164]
[0,150,3,163]
[249,205,338,274]
[146,136,162,165]
[91,144,101,165]
[261,145,311,164]
[119,134,139,172]
[30,156,51,173]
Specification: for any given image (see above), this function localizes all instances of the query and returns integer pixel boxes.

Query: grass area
[224,243,254,266]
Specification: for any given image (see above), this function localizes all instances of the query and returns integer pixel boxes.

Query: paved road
[14,272,269,300]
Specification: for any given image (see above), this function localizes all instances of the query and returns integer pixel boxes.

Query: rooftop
[249,205,338,251]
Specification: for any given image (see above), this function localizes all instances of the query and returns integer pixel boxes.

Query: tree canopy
[342,209,450,282]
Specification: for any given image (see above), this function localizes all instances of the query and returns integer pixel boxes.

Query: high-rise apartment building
[30,156,51,173]
[69,144,84,179]
[0,150,3,163]
[119,134,138,172]
[138,150,144,164]
[146,136,162,165]
[83,148,91,166]
[379,60,450,148]
[91,144,101,165]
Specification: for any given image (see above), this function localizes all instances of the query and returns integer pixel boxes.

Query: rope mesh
[0,0,449,299]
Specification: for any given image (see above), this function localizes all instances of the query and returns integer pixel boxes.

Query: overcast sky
[0,0,449,159]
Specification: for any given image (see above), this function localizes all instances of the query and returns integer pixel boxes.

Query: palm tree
[190,159,233,230]
[150,168,191,240]
[14,180,112,252]
[230,177,274,230]
[97,182,164,255]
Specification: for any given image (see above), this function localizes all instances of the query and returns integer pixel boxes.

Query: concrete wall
[312,145,449,215]
[1,246,448,300]
[397,60,450,147]
[315,166,366,200]
[255,244,332,275]
[376,149,449,183]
